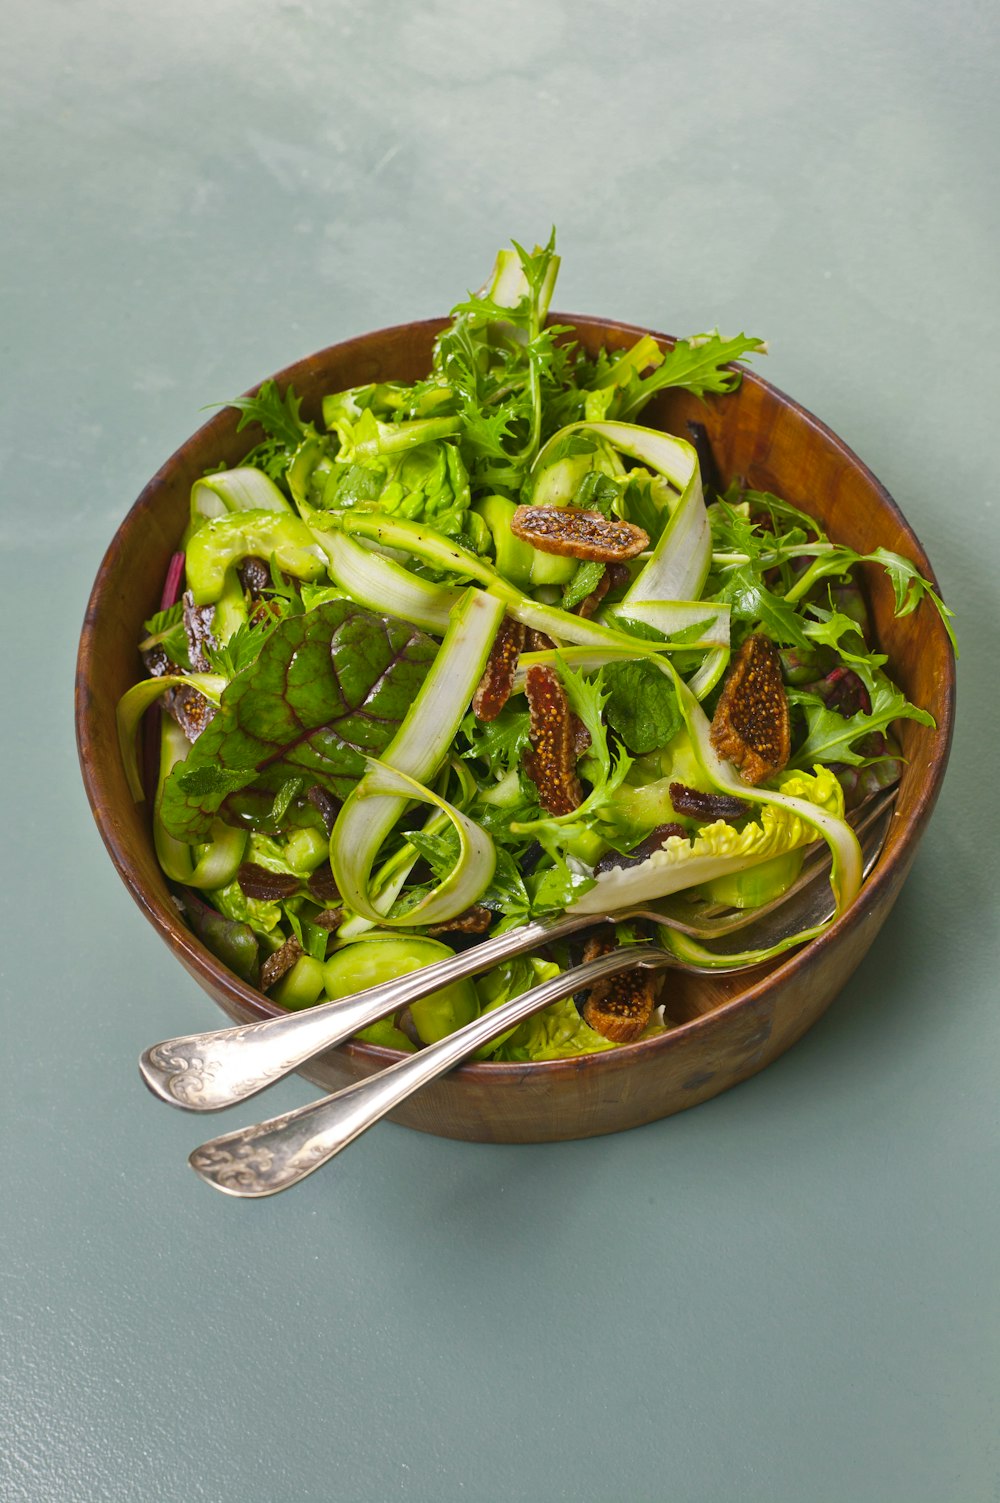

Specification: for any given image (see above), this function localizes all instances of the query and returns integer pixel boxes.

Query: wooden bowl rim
[76,313,956,1080]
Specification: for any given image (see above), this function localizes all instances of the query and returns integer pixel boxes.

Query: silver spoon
[141,788,895,1115]
[187,795,896,1198]
[186,940,742,1197]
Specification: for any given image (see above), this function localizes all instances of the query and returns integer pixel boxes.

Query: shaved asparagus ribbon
[531,418,729,697]
[330,588,504,926]
[313,511,666,652]
[311,510,729,693]
[190,466,292,521]
[153,720,247,888]
[116,672,226,803]
[313,525,463,635]
[532,419,712,603]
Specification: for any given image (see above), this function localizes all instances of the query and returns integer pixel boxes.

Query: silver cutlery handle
[188,943,670,1197]
[140,912,588,1112]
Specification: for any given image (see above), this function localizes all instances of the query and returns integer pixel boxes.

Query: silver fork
[186,941,740,1197]
[188,785,896,1198]
[140,787,895,1117]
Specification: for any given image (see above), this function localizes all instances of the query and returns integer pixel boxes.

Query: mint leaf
[561,560,606,611]
[143,603,184,637]
[603,660,683,755]
[176,765,256,800]
[480,847,531,919]
[530,856,596,914]
[270,777,304,825]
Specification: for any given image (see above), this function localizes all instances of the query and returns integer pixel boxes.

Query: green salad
[119,234,953,1060]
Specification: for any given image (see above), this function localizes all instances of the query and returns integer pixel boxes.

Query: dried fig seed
[709,632,791,785]
[260,935,303,992]
[473,616,526,722]
[668,783,749,821]
[510,505,649,563]
[522,665,583,816]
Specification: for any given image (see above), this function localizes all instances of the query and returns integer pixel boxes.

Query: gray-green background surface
[4,3,998,1500]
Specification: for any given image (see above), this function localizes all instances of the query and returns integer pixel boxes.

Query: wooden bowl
[76,316,955,1142]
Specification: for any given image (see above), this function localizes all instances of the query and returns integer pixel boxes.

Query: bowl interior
[76,315,955,1086]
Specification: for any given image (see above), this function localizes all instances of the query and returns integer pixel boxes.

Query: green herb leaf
[460,705,532,779]
[227,379,306,450]
[270,777,304,825]
[480,847,532,919]
[561,560,606,611]
[789,664,935,767]
[406,827,461,882]
[615,331,766,420]
[603,659,683,755]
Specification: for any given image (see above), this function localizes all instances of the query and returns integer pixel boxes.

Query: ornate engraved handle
[139,912,586,1112]
[188,943,672,1197]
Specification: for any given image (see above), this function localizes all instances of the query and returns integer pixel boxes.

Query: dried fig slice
[238,555,271,600]
[593,823,686,877]
[306,785,340,834]
[473,616,526,722]
[427,905,493,936]
[522,665,583,816]
[260,935,303,992]
[709,632,791,785]
[510,505,649,562]
[182,589,217,673]
[165,683,216,743]
[579,929,659,1043]
[668,783,749,821]
[237,863,301,902]
[306,862,341,904]
[569,712,591,758]
[312,907,344,931]
[143,641,216,743]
